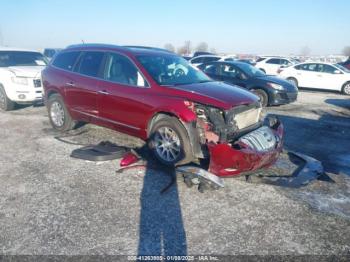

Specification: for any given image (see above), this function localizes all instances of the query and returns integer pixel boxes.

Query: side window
[52,51,81,71]
[297,63,317,71]
[281,59,291,66]
[191,57,203,64]
[220,65,245,79]
[104,53,147,87]
[202,64,218,74]
[77,52,104,77]
[317,64,337,74]
[266,58,281,64]
[219,65,236,77]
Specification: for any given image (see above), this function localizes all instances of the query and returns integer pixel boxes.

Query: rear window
[76,52,104,77]
[266,58,280,64]
[52,51,81,71]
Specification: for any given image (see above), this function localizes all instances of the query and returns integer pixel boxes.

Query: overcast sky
[1,0,349,55]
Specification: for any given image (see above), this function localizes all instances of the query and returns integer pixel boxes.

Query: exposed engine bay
[192,100,263,144]
[185,100,284,177]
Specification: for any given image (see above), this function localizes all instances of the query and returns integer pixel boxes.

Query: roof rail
[123,45,174,53]
[66,43,121,49]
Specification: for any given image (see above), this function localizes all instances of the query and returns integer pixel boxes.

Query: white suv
[256,57,297,75]
[0,47,47,111]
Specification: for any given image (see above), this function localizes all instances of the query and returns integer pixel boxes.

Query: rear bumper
[208,119,284,177]
[269,91,297,105]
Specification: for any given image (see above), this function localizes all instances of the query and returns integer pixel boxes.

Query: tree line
[164,41,216,55]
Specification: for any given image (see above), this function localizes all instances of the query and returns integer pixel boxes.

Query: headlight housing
[267,82,284,90]
[11,77,29,85]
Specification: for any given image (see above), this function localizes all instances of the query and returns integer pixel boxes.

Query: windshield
[237,63,266,77]
[334,63,350,73]
[136,55,212,86]
[0,51,48,67]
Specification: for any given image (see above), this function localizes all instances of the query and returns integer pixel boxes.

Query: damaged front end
[187,101,284,177]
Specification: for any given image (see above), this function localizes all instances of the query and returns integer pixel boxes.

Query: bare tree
[196,42,209,52]
[164,43,175,52]
[177,46,187,55]
[342,46,350,59]
[177,41,192,55]
[184,41,191,54]
[300,46,311,56]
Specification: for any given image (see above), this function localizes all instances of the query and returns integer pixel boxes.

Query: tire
[47,93,76,131]
[0,85,16,111]
[342,82,350,95]
[253,89,269,107]
[287,77,298,88]
[148,115,193,166]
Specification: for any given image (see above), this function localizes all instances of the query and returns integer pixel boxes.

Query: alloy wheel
[344,83,350,95]
[154,126,181,163]
[50,101,65,127]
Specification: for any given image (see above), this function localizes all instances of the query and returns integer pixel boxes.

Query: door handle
[66,82,75,87]
[317,75,322,77]
[98,90,109,95]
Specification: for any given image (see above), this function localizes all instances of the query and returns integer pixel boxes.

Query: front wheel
[342,82,350,95]
[148,116,193,166]
[287,77,298,88]
[47,94,76,131]
[253,89,268,107]
[0,85,15,111]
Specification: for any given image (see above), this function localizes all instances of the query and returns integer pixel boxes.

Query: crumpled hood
[172,81,259,109]
[8,66,45,78]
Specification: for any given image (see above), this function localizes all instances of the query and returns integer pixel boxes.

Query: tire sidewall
[0,85,14,111]
[47,94,73,131]
[288,77,298,88]
[254,89,268,107]
[148,117,192,166]
[342,82,350,95]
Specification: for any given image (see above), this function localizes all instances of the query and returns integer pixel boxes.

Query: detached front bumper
[208,118,284,177]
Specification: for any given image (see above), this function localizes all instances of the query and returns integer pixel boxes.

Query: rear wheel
[47,93,76,131]
[0,85,15,111]
[342,82,350,95]
[148,115,193,166]
[287,77,298,88]
[253,89,268,107]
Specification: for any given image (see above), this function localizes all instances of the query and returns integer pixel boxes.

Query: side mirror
[334,70,342,74]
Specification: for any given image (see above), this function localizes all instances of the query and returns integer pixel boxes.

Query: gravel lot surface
[0,90,349,257]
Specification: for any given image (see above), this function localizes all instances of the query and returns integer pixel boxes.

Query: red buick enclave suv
[42,44,284,176]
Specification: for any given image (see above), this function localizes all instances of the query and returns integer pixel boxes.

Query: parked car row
[185,53,350,96]
[198,61,297,106]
